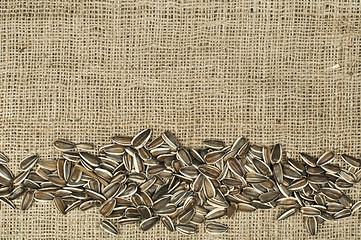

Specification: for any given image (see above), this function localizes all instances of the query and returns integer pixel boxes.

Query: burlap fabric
[1,0,360,239]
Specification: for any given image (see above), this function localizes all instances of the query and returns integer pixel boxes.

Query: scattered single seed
[205,222,228,234]
[20,155,38,171]
[100,220,118,235]
[53,139,76,151]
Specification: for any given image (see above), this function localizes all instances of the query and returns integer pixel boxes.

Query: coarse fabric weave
[1,0,361,239]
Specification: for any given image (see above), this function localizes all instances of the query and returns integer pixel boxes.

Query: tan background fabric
[1,0,361,239]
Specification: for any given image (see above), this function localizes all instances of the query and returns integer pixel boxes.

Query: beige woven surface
[1,0,361,239]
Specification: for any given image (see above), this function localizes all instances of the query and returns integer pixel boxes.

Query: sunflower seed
[162,131,179,150]
[300,153,317,167]
[132,129,152,149]
[277,208,297,221]
[283,164,302,180]
[161,216,175,231]
[288,178,308,191]
[351,201,361,215]
[339,194,353,208]
[53,197,66,214]
[203,177,216,199]
[271,144,282,163]
[64,200,82,213]
[0,197,16,209]
[245,172,268,183]
[321,163,341,174]
[102,182,121,199]
[205,150,224,164]
[133,153,144,173]
[316,151,334,166]
[20,155,38,171]
[176,149,192,166]
[8,186,26,200]
[137,205,152,218]
[205,208,226,220]
[79,152,100,168]
[259,191,279,203]
[326,202,345,213]
[203,140,224,150]
[176,224,198,235]
[273,163,283,184]
[198,165,220,179]
[37,159,57,171]
[225,201,237,218]
[100,220,118,235]
[305,217,317,236]
[339,169,356,183]
[155,204,177,215]
[0,164,13,181]
[253,159,271,176]
[301,206,321,216]
[54,139,76,151]
[308,175,328,184]
[101,144,125,156]
[288,159,305,172]
[227,157,245,177]
[4,130,361,236]
[321,188,342,200]
[140,216,159,231]
[48,175,67,187]
[179,208,195,224]
[334,208,351,219]
[76,142,94,151]
[180,166,198,178]
[99,198,116,217]
[34,191,54,201]
[238,203,257,211]
[230,137,248,155]
[341,154,361,168]
[205,222,228,234]
[276,197,297,206]
[21,190,34,210]
[147,136,164,150]
[112,136,132,146]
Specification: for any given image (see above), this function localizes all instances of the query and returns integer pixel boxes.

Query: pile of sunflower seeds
[0,129,361,236]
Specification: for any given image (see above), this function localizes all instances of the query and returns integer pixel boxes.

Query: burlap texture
[0,0,361,239]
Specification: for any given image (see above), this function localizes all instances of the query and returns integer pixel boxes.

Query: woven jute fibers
[1,0,361,239]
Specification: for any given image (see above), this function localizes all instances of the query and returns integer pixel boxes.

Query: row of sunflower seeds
[0,129,361,236]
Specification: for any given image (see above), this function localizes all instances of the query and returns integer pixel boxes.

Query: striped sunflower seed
[271,144,282,164]
[162,131,179,150]
[21,190,34,210]
[132,129,152,149]
[316,151,334,166]
[161,216,175,232]
[299,153,317,167]
[203,140,224,150]
[100,220,118,235]
[140,216,159,231]
[20,155,38,171]
[341,154,361,168]
[176,224,198,235]
[204,150,225,165]
[53,139,76,151]
[205,222,228,234]
[54,197,66,215]
[277,208,297,221]
[305,217,317,236]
